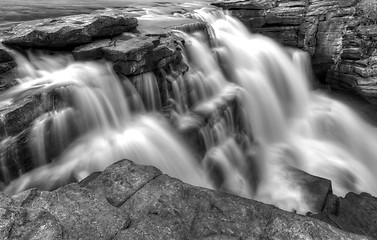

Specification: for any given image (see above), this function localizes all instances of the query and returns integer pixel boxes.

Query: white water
[1,7,377,214]
[186,10,377,212]
[2,54,209,194]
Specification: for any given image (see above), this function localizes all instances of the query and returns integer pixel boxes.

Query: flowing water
[1,2,377,214]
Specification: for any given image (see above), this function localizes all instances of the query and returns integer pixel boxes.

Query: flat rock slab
[102,35,183,75]
[1,12,138,49]
[137,17,209,35]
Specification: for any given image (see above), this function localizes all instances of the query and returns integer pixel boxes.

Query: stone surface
[0,159,374,239]
[1,11,137,49]
[310,192,377,239]
[213,0,377,104]
[103,34,184,76]
[3,183,130,240]
[85,160,162,207]
[0,159,373,239]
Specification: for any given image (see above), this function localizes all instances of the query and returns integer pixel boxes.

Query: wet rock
[137,17,210,36]
[103,35,184,76]
[287,167,332,213]
[0,70,17,94]
[1,12,138,49]
[310,192,377,239]
[0,96,45,137]
[72,39,112,61]
[0,44,17,87]
[0,130,33,184]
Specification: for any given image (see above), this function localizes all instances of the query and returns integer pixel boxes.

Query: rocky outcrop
[1,12,138,49]
[213,0,377,104]
[0,159,372,239]
[310,192,377,239]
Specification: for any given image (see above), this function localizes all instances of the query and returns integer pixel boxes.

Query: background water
[0,0,213,24]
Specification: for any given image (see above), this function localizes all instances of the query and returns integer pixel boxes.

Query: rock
[111,160,367,239]
[84,160,162,207]
[0,96,45,137]
[72,39,113,61]
[137,17,210,36]
[0,159,373,239]
[213,0,377,104]
[0,44,16,83]
[0,130,33,184]
[1,12,138,49]
[286,167,332,213]
[0,206,68,240]
[0,90,68,137]
[9,185,130,240]
[310,192,377,239]
[103,35,184,76]
[0,70,17,94]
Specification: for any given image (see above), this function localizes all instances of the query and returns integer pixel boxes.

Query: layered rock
[213,0,377,104]
[0,159,372,239]
[1,12,138,49]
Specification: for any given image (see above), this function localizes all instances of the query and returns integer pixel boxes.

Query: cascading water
[185,9,377,212]
[2,53,209,194]
[2,5,377,215]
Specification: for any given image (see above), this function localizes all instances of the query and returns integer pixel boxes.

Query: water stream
[1,4,377,214]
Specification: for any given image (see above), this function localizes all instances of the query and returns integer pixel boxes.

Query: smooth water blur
[188,11,377,212]
[2,54,210,194]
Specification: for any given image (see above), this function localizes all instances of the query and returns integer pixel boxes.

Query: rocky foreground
[0,159,375,240]
[0,3,377,240]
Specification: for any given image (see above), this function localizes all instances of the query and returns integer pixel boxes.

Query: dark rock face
[0,160,371,239]
[1,12,138,49]
[213,0,377,104]
[310,192,377,239]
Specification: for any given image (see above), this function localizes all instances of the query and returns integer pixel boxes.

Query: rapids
[1,5,377,214]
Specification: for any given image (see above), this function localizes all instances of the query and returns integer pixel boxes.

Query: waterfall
[1,6,377,214]
[185,9,377,211]
[2,53,210,194]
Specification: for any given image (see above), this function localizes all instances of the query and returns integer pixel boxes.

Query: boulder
[1,12,138,49]
[310,192,377,239]
[1,159,371,239]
